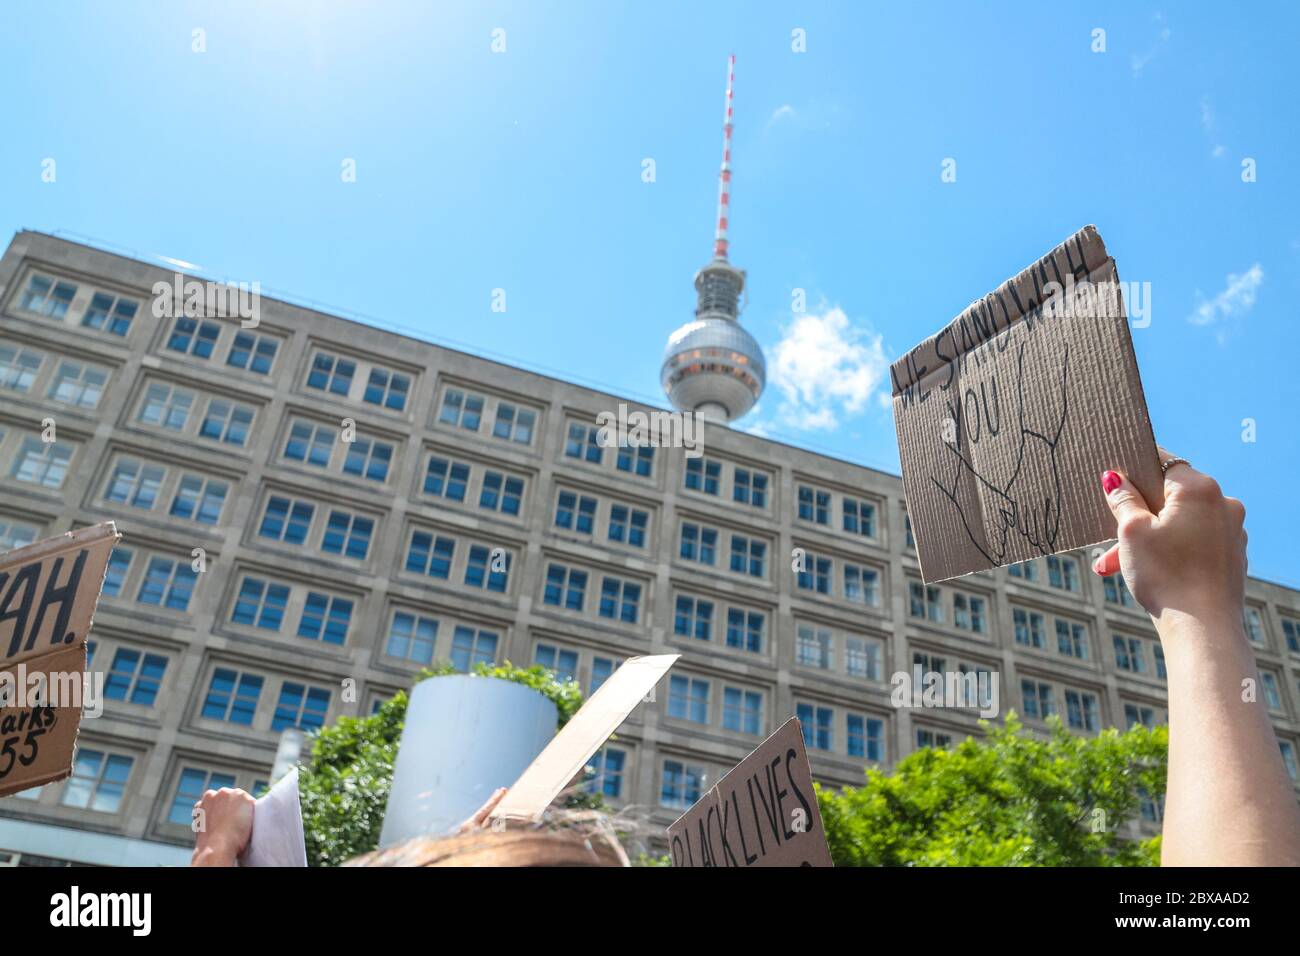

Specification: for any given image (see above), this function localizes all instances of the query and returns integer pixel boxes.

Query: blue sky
[3,1,1298,585]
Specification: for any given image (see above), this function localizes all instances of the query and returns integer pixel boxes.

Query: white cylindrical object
[379,676,557,849]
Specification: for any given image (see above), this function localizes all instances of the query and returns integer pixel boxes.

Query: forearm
[191,842,239,867]
[1158,610,1300,866]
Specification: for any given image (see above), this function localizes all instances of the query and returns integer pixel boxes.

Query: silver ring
[1161,457,1191,476]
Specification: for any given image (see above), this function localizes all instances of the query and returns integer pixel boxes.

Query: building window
[953,593,987,633]
[232,577,290,630]
[534,643,578,683]
[103,548,132,597]
[464,545,508,592]
[679,523,717,565]
[82,291,137,336]
[599,577,641,624]
[1012,608,1045,648]
[322,510,373,559]
[260,496,315,545]
[439,388,484,430]
[660,760,705,810]
[845,637,882,681]
[479,471,524,515]
[849,713,884,760]
[387,612,437,665]
[272,683,331,731]
[674,596,713,641]
[729,534,766,578]
[796,624,833,670]
[1124,703,1158,730]
[1047,555,1081,593]
[684,457,720,495]
[607,505,648,548]
[199,399,254,446]
[1280,741,1299,782]
[227,331,277,374]
[904,512,914,548]
[1243,607,1266,646]
[906,582,942,622]
[1113,635,1147,674]
[1055,619,1089,660]
[564,422,603,463]
[590,656,615,694]
[554,491,596,533]
[201,668,264,725]
[1008,560,1040,582]
[60,750,133,813]
[138,382,194,431]
[104,459,165,509]
[364,368,410,411]
[0,345,41,392]
[168,768,236,825]
[492,403,536,444]
[732,468,768,507]
[47,360,107,408]
[584,747,625,799]
[19,273,77,318]
[1261,671,1283,711]
[843,564,880,607]
[166,317,221,358]
[406,532,455,579]
[0,519,40,551]
[543,564,587,611]
[1064,690,1100,731]
[616,443,653,477]
[798,554,832,594]
[1154,644,1167,680]
[723,687,763,735]
[450,626,497,671]
[668,675,710,724]
[12,437,73,489]
[1021,680,1056,720]
[424,455,470,500]
[842,498,876,537]
[1103,573,1138,608]
[297,592,353,645]
[797,485,830,524]
[284,422,334,467]
[306,353,355,396]
[796,703,833,751]
[915,728,953,750]
[1283,619,1300,655]
[136,557,197,611]
[169,475,228,525]
[104,649,168,707]
[726,608,764,653]
[343,437,393,482]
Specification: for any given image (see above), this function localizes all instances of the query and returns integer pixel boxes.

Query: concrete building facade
[1,230,1298,865]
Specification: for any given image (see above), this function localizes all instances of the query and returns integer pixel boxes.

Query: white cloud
[765,104,796,131]
[1188,263,1264,329]
[768,307,890,431]
[1131,13,1171,76]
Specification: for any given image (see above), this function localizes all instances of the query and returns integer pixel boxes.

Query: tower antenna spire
[713,54,736,261]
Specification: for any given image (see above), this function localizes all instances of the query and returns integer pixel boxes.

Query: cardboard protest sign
[668,717,833,867]
[891,225,1163,582]
[490,653,679,822]
[0,523,119,798]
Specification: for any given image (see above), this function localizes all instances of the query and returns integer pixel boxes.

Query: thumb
[1101,469,1153,535]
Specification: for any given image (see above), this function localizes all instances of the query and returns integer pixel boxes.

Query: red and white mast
[712,54,736,261]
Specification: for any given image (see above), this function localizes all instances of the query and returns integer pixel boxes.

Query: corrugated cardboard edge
[0,522,119,798]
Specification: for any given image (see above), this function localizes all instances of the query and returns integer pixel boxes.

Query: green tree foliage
[298,662,585,867]
[816,713,1167,867]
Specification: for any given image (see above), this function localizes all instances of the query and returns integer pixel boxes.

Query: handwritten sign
[0,523,118,798]
[491,654,679,822]
[668,717,833,867]
[891,226,1163,583]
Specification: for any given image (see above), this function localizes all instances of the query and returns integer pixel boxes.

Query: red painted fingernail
[1101,471,1122,494]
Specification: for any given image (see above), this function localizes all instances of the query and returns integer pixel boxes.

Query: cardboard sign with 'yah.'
[491,653,679,822]
[668,717,833,867]
[891,226,1163,583]
[0,523,119,798]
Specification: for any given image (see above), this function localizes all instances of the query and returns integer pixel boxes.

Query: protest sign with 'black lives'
[668,717,834,867]
[0,523,118,798]
[891,226,1163,583]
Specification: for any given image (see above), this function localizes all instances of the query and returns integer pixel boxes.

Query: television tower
[660,54,766,423]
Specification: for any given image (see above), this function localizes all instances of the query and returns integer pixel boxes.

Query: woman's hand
[1091,447,1247,629]
[191,787,256,866]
